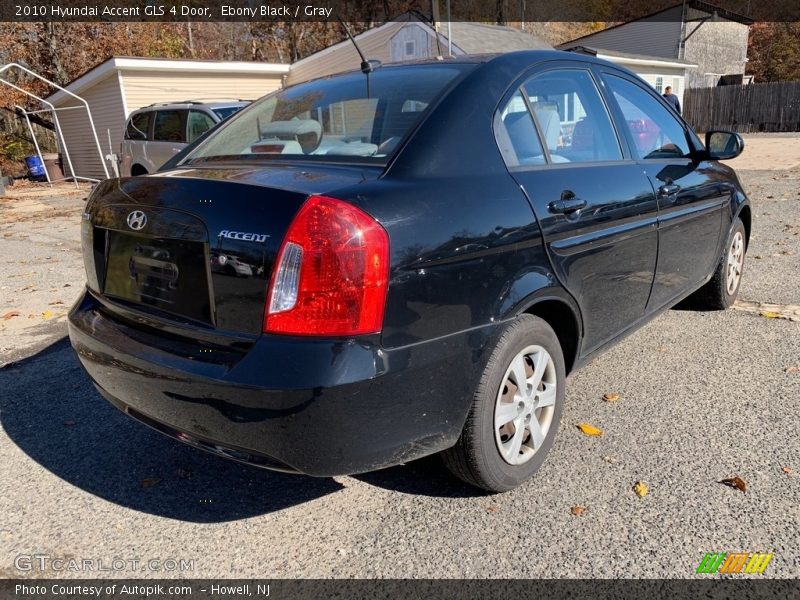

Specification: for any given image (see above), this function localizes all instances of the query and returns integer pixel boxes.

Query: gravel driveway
[1,158,798,579]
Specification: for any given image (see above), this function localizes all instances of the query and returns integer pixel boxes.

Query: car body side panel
[511,163,658,354]
[640,159,728,310]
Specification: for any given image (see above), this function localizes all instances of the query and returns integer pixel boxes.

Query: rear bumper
[68,290,495,476]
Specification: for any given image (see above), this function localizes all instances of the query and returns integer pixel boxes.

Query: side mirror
[705,130,744,160]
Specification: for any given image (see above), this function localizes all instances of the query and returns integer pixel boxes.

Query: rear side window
[125,112,151,141]
[187,110,216,143]
[604,75,690,159]
[523,69,622,163]
[183,64,472,165]
[496,90,545,166]
[153,110,186,143]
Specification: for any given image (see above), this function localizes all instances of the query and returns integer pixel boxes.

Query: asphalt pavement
[0,167,798,579]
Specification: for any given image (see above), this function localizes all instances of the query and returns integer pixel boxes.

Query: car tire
[691,217,746,310]
[442,314,565,492]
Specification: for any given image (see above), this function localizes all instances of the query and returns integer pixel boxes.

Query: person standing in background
[662,86,681,115]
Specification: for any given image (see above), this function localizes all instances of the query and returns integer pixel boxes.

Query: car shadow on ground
[0,337,343,522]
[0,338,483,522]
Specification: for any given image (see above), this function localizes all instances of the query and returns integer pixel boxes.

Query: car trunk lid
[83,164,378,336]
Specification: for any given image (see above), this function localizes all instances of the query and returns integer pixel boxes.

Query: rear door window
[125,112,151,141]
[496,90,545,166]
[522,69,622,163]
[153,110,187,143]
[604,75,691,159]
[187,110,216,143]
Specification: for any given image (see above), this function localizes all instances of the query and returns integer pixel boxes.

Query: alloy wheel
[726,230,744,295]
[494,345,557,465]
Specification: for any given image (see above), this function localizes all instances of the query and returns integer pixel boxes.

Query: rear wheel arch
[131,164,148,176]
[737,204,751,249]
[521,298,581,375]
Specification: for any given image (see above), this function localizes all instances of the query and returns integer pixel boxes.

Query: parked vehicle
[70,51,749,492]
[120,100,249,176]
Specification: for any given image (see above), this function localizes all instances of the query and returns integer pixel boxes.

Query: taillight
[264,195,390,336]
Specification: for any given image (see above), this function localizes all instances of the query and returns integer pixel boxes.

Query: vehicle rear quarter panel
[331,60,573,350]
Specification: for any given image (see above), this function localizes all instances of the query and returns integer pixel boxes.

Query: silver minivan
[120,101,249,176]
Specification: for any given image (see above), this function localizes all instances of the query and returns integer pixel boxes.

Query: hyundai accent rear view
[69,51,750,492]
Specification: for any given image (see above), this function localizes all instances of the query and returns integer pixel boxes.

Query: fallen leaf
[2,311,20,320]
[63,419,76,427]
[571,505,587,516]
[719,476,747,493]
[656,346,668,353]
[485,504,499,513]
[576,422,603,437]
[63,283,71,287]
[760,311,781,319]
[41,310,53,320]
[785,366,800,374]
[782,466,792,475]
[633,481,649,497]
[603,392,620,402]
[140,478,161,489]
[48,300,64,306]
[603,456,618,464]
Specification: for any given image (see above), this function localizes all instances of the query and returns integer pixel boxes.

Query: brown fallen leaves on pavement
[603,392,620,402]
[782,466,793,475]
[570,505,587,516]
[2,311,20,320]
[576,422,603,437]
[785,365,800,374]
[719,476,747,493]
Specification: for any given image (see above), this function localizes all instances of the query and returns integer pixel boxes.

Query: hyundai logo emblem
[126,210,147,231]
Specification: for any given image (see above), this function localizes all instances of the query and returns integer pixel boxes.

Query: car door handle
[658,183,681,198]
[548,195,587,214]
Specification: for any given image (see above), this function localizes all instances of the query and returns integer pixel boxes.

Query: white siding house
[46,58,289,180]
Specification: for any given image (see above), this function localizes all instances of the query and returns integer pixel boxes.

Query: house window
[405,40,416,56]
[654,76,663,94]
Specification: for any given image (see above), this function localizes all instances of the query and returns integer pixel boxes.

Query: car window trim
[595,67,695,162]
[507,158,639,173]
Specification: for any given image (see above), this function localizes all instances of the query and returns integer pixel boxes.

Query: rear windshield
[183,64,471,166]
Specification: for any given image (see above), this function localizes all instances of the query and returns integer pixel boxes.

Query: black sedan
[69,51,749,492]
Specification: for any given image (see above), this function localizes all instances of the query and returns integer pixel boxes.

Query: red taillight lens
[264,195,390,336]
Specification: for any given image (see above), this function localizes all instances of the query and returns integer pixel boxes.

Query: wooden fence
[683,81,800,133]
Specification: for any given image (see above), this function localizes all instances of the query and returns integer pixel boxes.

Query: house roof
[289,13,551,72]
[445,22,552,54]
[558,0,753,49]
[47,57,289,105]
[565,46,698,69]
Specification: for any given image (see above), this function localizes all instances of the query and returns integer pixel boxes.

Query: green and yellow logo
[696,552,773,574]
